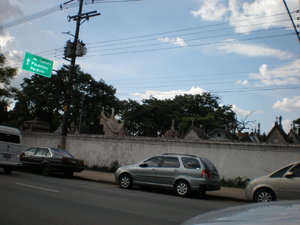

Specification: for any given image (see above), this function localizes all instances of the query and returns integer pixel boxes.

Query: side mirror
[139,163,148,168]
[285,171,295,178]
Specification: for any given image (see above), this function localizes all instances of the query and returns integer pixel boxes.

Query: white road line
[15,182,60,193]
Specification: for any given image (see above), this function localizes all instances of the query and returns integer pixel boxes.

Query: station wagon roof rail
[162,153,197,157]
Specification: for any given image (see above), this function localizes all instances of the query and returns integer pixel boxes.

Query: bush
[221,176,250,189]
[86,160,120,173]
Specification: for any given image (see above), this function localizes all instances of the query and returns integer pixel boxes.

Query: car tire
[3,166,13,174]
[64,171,74,177]
[254,188,275,202]
[119,173,133,189]
[41,163,52,176]
[174,180,191,197]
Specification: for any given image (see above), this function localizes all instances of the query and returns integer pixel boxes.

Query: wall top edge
[22,132,300,149]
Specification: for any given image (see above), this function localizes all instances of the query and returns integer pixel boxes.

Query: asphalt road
[0,170,244,225]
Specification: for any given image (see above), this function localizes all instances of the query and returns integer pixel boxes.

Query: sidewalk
[74,170,247,201]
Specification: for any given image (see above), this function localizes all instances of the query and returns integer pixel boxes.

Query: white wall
[22,132,300,179]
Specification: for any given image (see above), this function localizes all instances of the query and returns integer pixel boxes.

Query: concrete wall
[22,132,300,179]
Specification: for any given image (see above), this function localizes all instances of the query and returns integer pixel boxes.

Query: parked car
[0,125,22,174]
[245,162,300,202]
[115,153,220,196]
[181,201,300,225]
[20,147,84,177]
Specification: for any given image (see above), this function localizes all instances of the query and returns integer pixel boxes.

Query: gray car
[245,162,300,202]
[115,153,220,196]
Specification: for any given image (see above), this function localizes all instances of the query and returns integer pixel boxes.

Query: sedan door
[279,164,300,200]
[21,148,38,168]
[31,148,49,166]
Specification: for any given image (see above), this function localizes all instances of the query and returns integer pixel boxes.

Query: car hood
[181,201,300,225]
[249,175,270,184]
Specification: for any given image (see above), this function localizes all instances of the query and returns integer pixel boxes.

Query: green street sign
[22,52,54,78]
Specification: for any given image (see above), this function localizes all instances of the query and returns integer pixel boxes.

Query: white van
[0,125,22,174]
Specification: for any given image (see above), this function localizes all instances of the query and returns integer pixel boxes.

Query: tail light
[201,169,211,178]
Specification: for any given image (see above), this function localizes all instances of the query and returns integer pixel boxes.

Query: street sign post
[22,52,54,78]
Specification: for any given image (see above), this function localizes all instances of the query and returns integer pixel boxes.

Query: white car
[0,125,22,174]
[245,162,300,202]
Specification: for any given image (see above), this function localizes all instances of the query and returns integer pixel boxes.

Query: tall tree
[8,65,119,132]
[0,53,17,124]
[120,93,237,137]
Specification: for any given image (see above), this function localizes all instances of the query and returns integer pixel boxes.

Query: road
[0,170,245,225]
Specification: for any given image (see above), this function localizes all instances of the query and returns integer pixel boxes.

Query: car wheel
[174,180,190,197]
[254,188,275,202]
[3,167,13,174]
[41,164,52,176]
[119,173,133,189]
[64,171,74,177]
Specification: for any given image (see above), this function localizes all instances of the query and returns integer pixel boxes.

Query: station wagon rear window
[182,157,200,169]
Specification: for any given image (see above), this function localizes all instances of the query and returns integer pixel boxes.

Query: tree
[8,65,119,132]
[0,53,17,124]
[293,118,300,125]
[120,93,237,137]
[120,98,176,136]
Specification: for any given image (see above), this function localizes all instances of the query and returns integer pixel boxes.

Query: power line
[116,85,300,97]
[86,33,294,57]
[86,26,292,54]
[1,0,142,30]
[87,21,291,50]
[13,11,295,60]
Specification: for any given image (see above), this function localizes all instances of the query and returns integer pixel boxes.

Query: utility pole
[60,0,100,149]
[282,0,300,44]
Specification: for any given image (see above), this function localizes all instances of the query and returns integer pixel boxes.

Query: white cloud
[0,0,23,32]
[191,0,227,21]
[250,59,300,86]
[228,0,297,33]
[192,0,298,33]
[231,104,262,118]
[0,32,23,68]
[131,87,206,100]
[217,40,293,59]
[236,80,248,85]
[273,96,300,112]
[158,37,187,47]
[282,119,292,133]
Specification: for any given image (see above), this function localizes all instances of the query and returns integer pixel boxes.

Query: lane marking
[15,182,60,193]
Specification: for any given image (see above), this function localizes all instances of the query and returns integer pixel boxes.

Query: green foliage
[120,93,236,137]
[6,65,119,131]
[0,53,17,124]
[221,176,250,189]
[293,118,300,125]
[87,160,120,173]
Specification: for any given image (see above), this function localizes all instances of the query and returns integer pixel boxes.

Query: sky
[0,0,299,134]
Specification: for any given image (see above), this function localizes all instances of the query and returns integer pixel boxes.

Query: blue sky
[0,0,299,134]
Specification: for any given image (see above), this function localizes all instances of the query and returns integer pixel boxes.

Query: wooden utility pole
[60,0,100,149]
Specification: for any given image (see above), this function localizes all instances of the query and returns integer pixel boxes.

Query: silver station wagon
[115,153,220,196]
